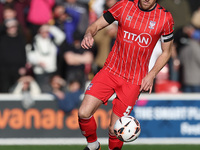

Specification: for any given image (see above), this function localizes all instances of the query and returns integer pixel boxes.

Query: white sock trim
[80,115,93,120]
[87,140,99,150]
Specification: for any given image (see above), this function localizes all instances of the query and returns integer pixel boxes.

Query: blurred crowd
[0,0,199,110]
[153,0,200,94]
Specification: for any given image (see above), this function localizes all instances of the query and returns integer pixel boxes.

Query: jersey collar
[138,0,157,12]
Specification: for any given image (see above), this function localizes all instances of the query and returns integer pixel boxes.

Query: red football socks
[78,116,97,143]
[109,133,123,150]
[79,116,123,149]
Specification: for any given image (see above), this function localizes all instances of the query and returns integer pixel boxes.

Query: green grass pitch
[0,145,200,150]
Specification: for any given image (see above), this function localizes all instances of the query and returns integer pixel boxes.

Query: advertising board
[0,93,200,144]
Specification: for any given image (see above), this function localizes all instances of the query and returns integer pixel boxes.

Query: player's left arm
[140,39,173,93]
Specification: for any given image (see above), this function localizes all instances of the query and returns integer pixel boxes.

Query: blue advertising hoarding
[131,94,200,138]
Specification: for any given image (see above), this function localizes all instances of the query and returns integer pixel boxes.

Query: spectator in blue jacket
[50,75,83,113]
[53,4,80,44]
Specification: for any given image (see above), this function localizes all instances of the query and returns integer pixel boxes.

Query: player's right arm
[81,16,111,49]
[81,0,122,49]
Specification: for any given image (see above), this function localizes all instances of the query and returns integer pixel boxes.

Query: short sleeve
[161,12,174,42]
[104,0,124,21]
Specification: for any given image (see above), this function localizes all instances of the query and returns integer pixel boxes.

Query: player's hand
[81,33,94,49]
[140,73,155,94]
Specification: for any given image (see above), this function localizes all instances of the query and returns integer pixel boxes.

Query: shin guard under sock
[109,133,123,150]
[78,116,97,143]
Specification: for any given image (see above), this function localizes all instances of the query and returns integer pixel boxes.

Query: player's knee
[78,107,91,119]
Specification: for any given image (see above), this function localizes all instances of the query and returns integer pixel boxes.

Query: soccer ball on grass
[114,116,141,142]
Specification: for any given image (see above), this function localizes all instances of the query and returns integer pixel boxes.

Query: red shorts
[85,69,140,117]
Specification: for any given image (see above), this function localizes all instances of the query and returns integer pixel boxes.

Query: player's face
[139,0,157,10]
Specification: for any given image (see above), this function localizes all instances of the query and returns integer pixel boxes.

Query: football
[114,116,141,142]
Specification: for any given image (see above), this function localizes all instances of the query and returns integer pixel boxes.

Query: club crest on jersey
[149,21,156,29]
[126,15,132,21]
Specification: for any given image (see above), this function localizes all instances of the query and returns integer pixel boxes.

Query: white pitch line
[0,138,200,145]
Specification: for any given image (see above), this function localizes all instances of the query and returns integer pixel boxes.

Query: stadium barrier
[0,93,200,145]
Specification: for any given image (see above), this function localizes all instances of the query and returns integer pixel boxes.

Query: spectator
[26,24,65,93]
[53,4,80,44]
[50,75,83,113]
[0,0,30,40]
[58,30,93,90]
[174,8,200,55]
[27,0,55,37]
[11,75,41,109]
[179,38,200,93]
[184,8,200,41]
[183,25,200,41]
[0,18,27,93]
[178,9,200,93]
[0,7,17,34]
[63,0,89,39]
[1,6,16,22]
[0,0,29,26]
[53,4,67,31]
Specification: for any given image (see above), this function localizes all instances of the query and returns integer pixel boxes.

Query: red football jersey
[103,0,174,85]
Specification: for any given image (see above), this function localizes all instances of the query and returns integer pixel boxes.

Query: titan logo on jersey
[148,21,156,29]
[123,30,152,47]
